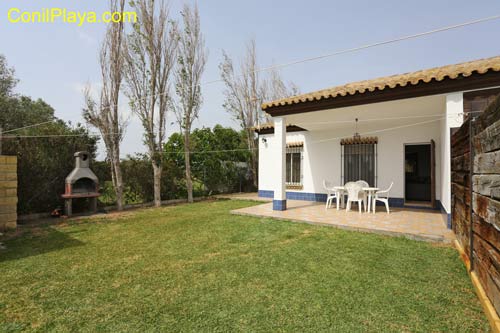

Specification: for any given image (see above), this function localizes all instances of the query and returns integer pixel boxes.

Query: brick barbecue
[61,151,100,216]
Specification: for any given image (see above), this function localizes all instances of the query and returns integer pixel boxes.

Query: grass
[0,200,489,332]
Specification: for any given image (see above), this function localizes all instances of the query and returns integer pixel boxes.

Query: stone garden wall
[451,95,500,315]
[0,155,17,230]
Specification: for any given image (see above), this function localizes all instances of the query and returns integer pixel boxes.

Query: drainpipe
[469,116,475,272]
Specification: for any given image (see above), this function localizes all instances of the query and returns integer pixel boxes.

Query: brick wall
[0,155,17,230]
[451,95,500,315]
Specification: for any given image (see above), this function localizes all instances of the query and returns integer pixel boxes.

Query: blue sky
[1,0,500,158]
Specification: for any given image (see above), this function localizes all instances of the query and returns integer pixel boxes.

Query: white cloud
[77,30,97,46]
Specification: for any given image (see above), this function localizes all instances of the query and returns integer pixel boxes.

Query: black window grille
[286,146,302,185]
[341,143,377,186]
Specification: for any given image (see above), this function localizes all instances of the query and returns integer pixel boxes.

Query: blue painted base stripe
[273,200,287,211]
[258,190,274,198]
[437,200,452,229]
[259,190,443,212]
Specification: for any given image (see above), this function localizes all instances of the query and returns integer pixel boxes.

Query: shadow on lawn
[0,227,84,263]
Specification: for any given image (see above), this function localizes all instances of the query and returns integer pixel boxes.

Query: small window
[286,146,302,186]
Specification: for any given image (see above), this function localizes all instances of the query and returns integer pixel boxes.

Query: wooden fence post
[469,117,475,272]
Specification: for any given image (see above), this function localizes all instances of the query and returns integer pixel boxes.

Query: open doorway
[404,143,434,207]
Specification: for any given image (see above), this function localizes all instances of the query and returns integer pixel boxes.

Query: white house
[256,56,500,227]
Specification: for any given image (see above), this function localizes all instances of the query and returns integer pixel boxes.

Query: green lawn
[0,200,489,332]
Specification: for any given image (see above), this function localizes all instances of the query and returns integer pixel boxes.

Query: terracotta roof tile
[252,122,275,131]
[253,123,307,133]
[340,136,378,145]
[286,142,304,148]
[262,56,500,110]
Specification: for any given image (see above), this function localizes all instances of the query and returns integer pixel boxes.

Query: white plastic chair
[355,180,369,212]
[345,182,365,213]
[323,180,339,210]
[373,182,394,213]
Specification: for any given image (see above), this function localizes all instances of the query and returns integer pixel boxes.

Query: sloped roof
[262,56,500,111]
[253,122,277,131]
[253,122,307,134]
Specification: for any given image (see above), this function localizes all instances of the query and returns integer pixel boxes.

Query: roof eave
[255,124,308,135]
[264,71,500,117]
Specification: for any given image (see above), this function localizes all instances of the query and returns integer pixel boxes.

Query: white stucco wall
[259,120,442,201]
[440,92,464,213]
[259,132,306,193]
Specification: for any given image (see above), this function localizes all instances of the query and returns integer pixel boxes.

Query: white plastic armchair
[356,180,369,188]
[373,182,394,213]
[345,182,365,213]
[323,180,339,210]
[355,180,369,212]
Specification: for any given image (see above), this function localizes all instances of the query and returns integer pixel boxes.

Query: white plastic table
[330,186,378,212]
[363,187,379,213]
[332,186,346,210]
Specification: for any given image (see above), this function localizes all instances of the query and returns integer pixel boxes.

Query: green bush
[93,125,254,207]
[164,125,254,196]
[0,54,98,214]
[1,100,98,214]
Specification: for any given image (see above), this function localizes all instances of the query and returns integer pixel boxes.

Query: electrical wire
[1,15,489,142]
[160,116,447,153]
[1,110,473,140]
[1,112,466,139]
[310,117,445,144]
[2,120,54,134]
[81,14,500,112]
[2,133,102,139]
[264,114,446,127]
[1,116,460,156]
[203,15,500,86]
[161,147,257,155]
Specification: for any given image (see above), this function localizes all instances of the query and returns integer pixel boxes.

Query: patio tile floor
[231,200,455,243]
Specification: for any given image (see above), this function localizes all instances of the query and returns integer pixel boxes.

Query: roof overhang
[262,56,500,117]
[254,124,307,135]
[283,94,447,133]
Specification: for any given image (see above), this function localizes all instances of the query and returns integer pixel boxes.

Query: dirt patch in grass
[279,229,314,245]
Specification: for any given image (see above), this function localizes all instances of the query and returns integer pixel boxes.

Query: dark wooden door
[430,139,436,208]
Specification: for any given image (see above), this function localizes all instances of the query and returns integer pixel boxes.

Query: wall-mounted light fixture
[262,138,267,144]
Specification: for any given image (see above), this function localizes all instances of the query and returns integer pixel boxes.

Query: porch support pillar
[441,92,464,223]
[273,117,287,211]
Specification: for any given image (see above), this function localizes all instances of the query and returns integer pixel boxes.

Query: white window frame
[286,146,303,187]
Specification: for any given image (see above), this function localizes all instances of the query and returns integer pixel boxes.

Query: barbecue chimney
[61,151,100,216]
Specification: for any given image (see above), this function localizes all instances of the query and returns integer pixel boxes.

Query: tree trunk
[107,141,124,211]
[152,162,162,207]
[112,147,124,211]
[184,129,194,203]
[110,151,117,194]
[246,128,258,187]
[251,153,258,187]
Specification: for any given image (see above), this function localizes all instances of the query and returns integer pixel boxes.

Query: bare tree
[174,3,207,203]
[123,0,178,207]
[265,67,300,101]
[83,0,127,210]
[219,39,298,187]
